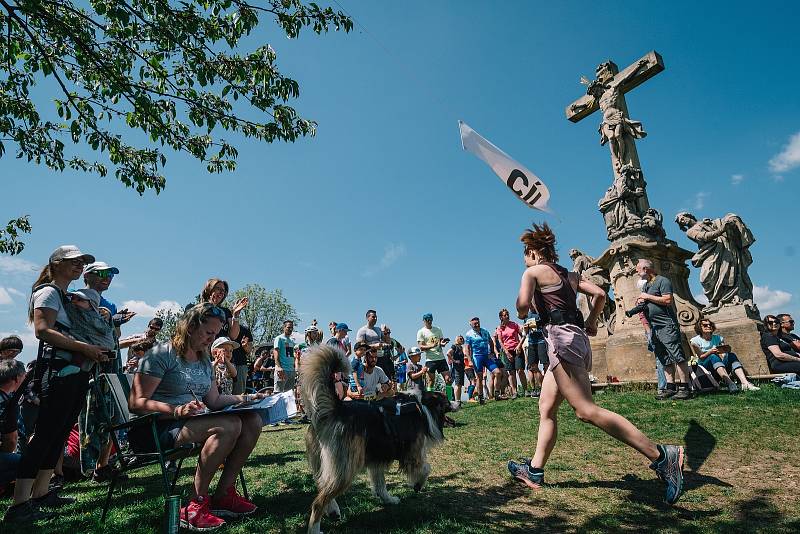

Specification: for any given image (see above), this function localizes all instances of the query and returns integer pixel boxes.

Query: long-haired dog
[301,346,451,534]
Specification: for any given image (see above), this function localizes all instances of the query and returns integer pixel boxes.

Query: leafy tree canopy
[0,0,352,253]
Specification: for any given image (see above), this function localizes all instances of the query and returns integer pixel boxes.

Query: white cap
[70,288,101,309]
[84,261,120,275]
[408,346,422,356]
[49,245,95,265]
[211,337,240,351]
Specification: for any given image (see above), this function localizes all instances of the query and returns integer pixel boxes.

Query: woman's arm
[33,308,110,362]
[204,379,261,411]
[129,373,204,418]
[516,269,536,319]
[767,345,800,363]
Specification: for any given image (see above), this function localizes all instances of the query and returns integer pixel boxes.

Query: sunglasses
[92,270,115,279]
[203,305,227,319]
[766,320,779,325]
[701,323,712,327]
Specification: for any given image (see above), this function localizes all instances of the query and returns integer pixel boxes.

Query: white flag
[458,121,551,212]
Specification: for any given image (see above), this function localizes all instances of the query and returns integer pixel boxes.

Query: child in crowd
[348,342,368,398]
[405,347,427,392]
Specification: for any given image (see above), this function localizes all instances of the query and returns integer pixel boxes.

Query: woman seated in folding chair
[129,303,266,532]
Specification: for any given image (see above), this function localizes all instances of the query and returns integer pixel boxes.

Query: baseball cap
[49,245,95,265]
[335,323,351,332]
[408,346,422,356]
[211,337,240,351]
[422,313,433,321]
[70,288,101,309]
[84,261,120,275]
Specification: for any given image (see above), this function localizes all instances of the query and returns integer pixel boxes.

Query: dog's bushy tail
[301,345,352,427]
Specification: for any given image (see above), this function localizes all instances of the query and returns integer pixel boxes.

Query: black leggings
[17,370,89,479]
[769,360,800,374]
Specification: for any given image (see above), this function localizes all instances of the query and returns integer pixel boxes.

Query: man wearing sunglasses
[777,314,800,352]
[84,262,136,330]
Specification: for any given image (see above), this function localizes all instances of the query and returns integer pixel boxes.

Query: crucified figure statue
[583,59,649,170]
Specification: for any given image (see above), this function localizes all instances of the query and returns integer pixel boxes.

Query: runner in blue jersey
[463,317,502,404]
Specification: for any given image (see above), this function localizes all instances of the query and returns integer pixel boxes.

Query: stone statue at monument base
[675,212,758,316]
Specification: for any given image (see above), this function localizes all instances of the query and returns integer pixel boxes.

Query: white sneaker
[741,382,760,391]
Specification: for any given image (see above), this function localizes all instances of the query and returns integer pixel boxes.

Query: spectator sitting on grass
[689,318,759,392]
[777,314,800,352]
[0,337,23,360]
[0,360,26,494]
[760,315,800,375]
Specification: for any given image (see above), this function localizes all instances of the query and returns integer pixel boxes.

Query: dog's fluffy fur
[301,346,451,533]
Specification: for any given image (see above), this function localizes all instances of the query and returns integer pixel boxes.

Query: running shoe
[211,486,257,518]
[649,444,685,505]
[507,460,544,490]
[741,382,760,391]
[479,395,485,405]
[727,381,740,394]
[180,495,225,531]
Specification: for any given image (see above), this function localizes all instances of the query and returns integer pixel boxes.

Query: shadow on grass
[684,419,716,472]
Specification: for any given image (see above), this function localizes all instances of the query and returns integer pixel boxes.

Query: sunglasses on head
[203,305,226,319]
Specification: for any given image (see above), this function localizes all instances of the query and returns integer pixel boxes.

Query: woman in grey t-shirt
[129,303,266,530]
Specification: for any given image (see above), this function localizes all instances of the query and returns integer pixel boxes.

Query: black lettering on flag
[506,169,528,198]
[523,180,542,205]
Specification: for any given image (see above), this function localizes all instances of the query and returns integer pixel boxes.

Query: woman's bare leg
[175,415,242,497]
[531,371,562,469]
[551,362,660,462]
[214,413,261,496]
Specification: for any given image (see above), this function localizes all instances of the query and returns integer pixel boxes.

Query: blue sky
[3,0,799,362]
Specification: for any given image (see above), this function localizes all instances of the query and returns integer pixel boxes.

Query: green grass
[13,385,800,533]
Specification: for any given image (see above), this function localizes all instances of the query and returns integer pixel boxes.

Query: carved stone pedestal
[703,304,767,376]
[593,236,704,381]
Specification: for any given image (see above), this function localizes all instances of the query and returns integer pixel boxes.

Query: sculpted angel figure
[675,212,756,313]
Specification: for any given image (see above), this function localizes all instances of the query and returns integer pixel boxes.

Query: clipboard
[191,390,297,426]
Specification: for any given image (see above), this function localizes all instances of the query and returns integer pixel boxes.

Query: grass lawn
[13,385,800,533]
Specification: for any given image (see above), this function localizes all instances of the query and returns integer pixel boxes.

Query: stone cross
[565,51,665,241]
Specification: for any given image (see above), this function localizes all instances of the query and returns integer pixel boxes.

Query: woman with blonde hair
[507,223,686,505]
[5,246,111,525]
[128,303,265,531]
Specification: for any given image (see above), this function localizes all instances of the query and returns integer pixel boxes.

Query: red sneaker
[180,495,225,531]
[211,486,257,518]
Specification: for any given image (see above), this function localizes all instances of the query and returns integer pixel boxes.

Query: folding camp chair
[98,373,248,524]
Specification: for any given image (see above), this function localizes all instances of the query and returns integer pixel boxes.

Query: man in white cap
[83,262,135,332]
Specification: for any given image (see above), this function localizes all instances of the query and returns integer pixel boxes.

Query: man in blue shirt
[463,317,502,404]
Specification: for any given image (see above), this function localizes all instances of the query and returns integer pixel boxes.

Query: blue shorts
[473,354,498,374]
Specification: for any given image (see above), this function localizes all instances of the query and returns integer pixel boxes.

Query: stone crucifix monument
[565,51,703,380]
[565,51,766,379]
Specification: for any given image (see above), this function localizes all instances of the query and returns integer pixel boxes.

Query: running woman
[507,223,685,505]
